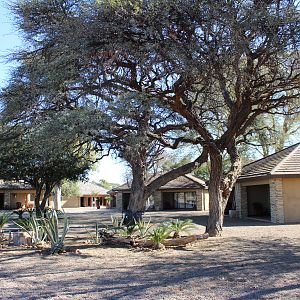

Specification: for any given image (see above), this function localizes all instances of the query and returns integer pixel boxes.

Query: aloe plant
[14,217,47,247]
[169,219,196,238]
[148,223,171,249]
[42,209,69,254]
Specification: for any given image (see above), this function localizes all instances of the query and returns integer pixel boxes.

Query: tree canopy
[1,0,299,235]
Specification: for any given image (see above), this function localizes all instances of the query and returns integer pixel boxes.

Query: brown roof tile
[238,143,300,180]
[111,174,207,192]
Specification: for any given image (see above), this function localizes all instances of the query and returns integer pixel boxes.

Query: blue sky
[0,3,22,87]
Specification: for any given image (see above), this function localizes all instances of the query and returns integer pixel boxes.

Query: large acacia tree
[2,0,209,215]
[4,0,300,236]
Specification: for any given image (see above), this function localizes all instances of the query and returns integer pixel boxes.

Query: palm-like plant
[169,219,196,238]
[0,213,10,229]
[42,209,69,254]
[148,223,171,249]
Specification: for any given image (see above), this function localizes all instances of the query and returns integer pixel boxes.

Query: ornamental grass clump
[42,209,69,254]
[169,219,196,238]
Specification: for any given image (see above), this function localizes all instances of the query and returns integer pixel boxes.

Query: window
[174,192,197,209]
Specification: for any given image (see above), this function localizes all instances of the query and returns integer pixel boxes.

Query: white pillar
[53,185,62,210]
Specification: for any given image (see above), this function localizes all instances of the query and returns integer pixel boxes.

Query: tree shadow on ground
[1,236,300,300]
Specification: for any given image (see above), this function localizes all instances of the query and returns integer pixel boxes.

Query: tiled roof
[111,174,207,192]
[0,180,34,190]
[78,182,108,196]
[238,143,300,180]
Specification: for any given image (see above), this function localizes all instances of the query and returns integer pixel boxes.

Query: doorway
[247,185,271,219]
[122,193,130,210]
[163,192,175,210]
[0,193,4,209]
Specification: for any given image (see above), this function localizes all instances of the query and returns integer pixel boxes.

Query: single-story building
[62,181,109,208]
[0,181,109,210]
[0,181,35,209]
[234,143,300,223]
[111,174,209,211]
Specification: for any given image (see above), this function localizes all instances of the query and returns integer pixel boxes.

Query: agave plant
[14,217,47,247]
[42,209,69,254]
[169,219,196,238]
[147,223,171,249]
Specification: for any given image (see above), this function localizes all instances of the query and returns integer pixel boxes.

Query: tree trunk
[34,188,42,217]
[40,184,53,211]
[206,143,242,237]
[127,148,209,214]
[127,164,146,213]
[206,150,225,237]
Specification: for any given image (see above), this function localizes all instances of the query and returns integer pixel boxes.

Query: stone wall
[4,191,10,208]
[270,178,284,223]
[153,191,162,210]
[115,193,123,210]
[195,190,203,211]
[235,183,248,218]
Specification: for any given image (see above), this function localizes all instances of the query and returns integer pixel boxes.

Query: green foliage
[0,213,10,229]
[84,222,103,244]
[110,214,153,238]
[168,219,196,238]
[110,214,124,232]
[14,218,32,231]
[98,179,119,190]
[118,224,137,238]
[147,223,171,248]
[41,209,69,254]
[26,208,35,218]
[13,208,27,219]
[135,218,152,239]
[14,217,47,247]
[61,180,80,197]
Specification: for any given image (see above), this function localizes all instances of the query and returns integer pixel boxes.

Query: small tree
[0,113,95,214]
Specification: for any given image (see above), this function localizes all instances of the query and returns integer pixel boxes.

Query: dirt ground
[1,208,300,300]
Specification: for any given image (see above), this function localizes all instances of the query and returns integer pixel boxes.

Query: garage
[246,185,270,219]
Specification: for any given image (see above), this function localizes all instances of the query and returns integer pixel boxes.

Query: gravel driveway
[0,208,299,300]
